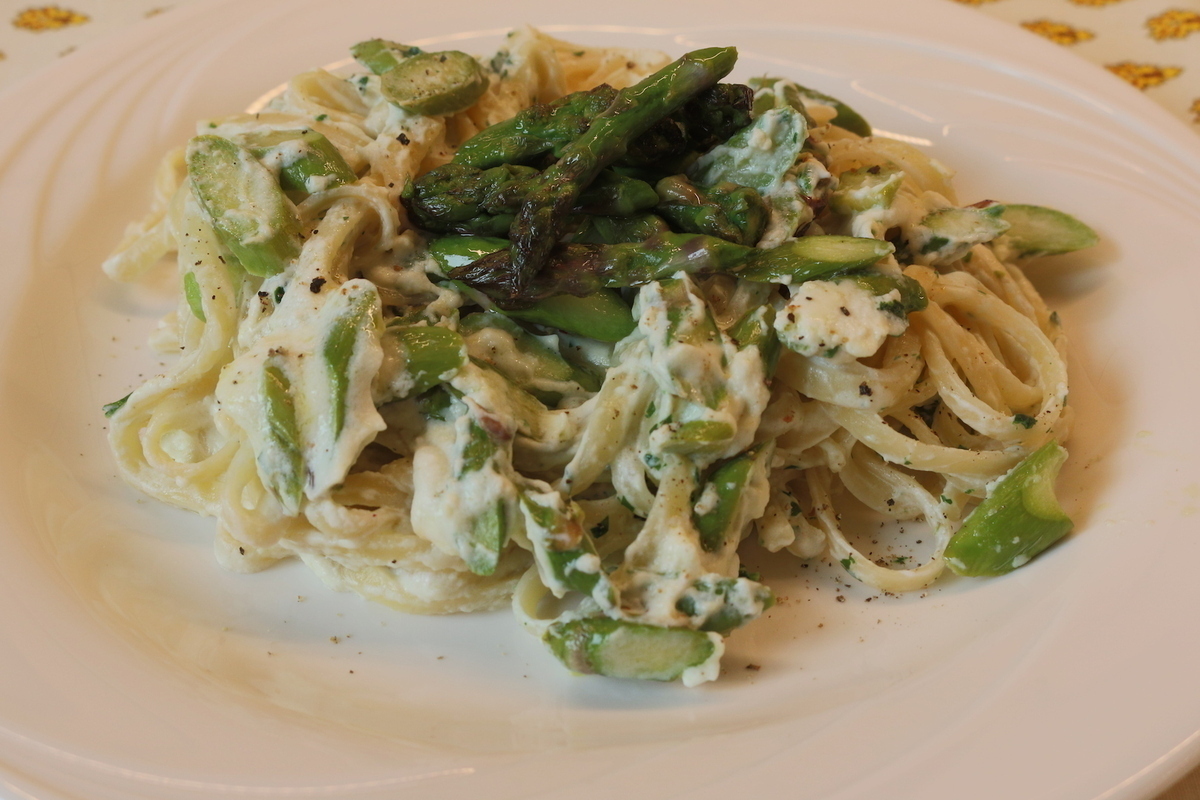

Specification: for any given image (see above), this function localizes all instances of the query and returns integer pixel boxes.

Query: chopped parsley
[102,393,132,418]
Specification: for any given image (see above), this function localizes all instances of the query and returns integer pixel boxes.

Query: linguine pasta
[102,26,1080,685]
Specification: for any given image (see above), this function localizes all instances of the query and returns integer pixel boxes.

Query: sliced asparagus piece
[241,128,356,194]
[544,617,719,682]
[944,441,1072,576]
[186,134,302,277]
[693,444,769,552]
[380,50,488,115]
[912,202,1009,265]
[261,362,305,514]
[992,204,1099,259]
[350,39,422,75]
[378,324,466,401]
[728,305,781,376]
[830,165,903,214]
[519,490,609,599]
[321,287,378,438]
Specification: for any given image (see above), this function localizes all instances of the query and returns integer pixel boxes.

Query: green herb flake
[840,555,854,571]
[103,392,132,418]
[1012,413,1037,429]
[315,113,328,121]
[590,517,610,538]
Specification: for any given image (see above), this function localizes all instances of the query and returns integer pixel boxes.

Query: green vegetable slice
[185,134,302,277]
[380,51,488,116]
[993,204,1099,259]
[544,617,717,681]
[944,440,1073,577]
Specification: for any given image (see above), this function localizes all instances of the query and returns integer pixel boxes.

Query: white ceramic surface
[0,1,1198,798]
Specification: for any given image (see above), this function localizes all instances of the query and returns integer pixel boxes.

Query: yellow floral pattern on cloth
[1146,9,1200,38]
[1021,20,1096,44]
[1107,60,1183,87]
[948,0,1200,127]
[11,6,88,31]
[0,0,1195,128]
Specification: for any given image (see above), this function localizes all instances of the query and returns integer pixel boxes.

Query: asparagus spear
[449,232,893,304]
[655,175,767,245]
[570,213,672,244]
[503,291,635,343]
[450,83,753,171]
[507,47,738,291]
[403,164,657,235]
[452,85,619,169]
[944,441,1072,576]
[426,235,636,341]
[185,134,302,277]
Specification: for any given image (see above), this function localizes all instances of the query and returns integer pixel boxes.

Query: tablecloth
[0,1,1196,798]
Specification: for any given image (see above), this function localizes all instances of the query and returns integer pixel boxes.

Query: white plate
[1,1,1198,798]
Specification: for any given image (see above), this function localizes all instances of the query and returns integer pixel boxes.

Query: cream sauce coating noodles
[103,26,1074,684]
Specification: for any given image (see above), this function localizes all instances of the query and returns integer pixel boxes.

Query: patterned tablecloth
[0,1,1197,798]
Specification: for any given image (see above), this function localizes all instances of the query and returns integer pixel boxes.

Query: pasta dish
[102,28,1096,685]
